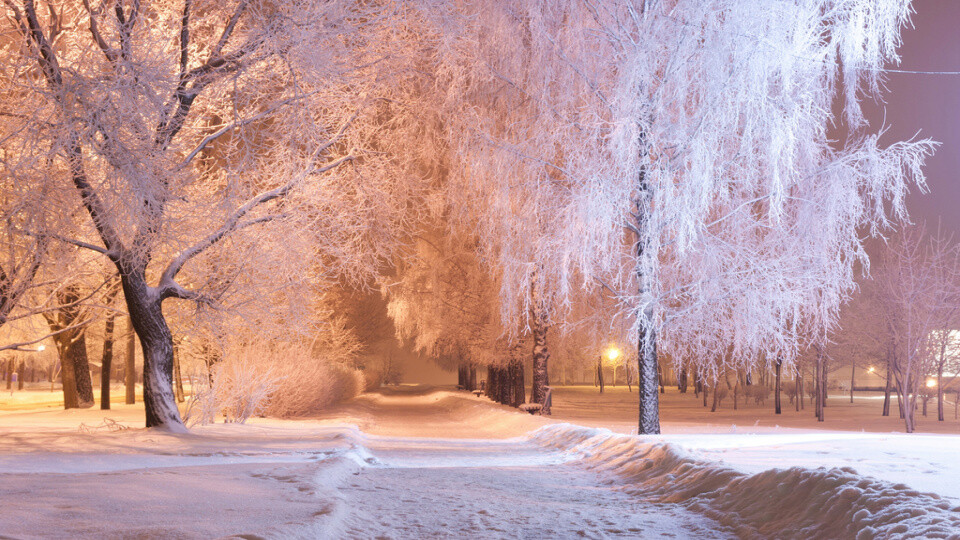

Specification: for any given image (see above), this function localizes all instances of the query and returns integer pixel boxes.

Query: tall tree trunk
[937,365,944,422]
[531,315,550,409]
[679,367,687,394]
[100,310,116,410]
[774,357,782,415]
[509,360,525,407]
[597,357,604,393]
[120,275,183,431]
[70,333,94,407]
[850,361,855,403]
[125,317,136,405]
[795,365,801,412]
[815,346,825,422]
[638,322,660,434]
[882,356,892,417]
[710,377,719,412]
[173,344,185,403]
[486,365,497,398]
[498,367,510,405]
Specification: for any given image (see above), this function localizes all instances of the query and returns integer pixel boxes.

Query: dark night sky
[865,0,960,234]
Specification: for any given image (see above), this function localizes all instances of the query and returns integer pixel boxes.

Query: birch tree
[430,0,934,433]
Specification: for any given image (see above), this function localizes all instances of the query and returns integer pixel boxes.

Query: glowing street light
[926,378,937,388]
[605,346,620,363]
[866,366,875,374]
[37,345,45,352]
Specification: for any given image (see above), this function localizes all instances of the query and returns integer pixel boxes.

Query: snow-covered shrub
[264,351,365,417]
[184,352,281,426]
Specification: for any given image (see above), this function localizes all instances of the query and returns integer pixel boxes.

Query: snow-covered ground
[0,385,958,538]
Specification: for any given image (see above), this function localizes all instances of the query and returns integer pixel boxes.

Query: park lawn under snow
[0,386,958,538]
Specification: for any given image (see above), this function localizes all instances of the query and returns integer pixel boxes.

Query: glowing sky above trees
[868,0,960,234]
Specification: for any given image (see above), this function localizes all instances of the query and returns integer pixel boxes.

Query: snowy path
[334,420,727,538]
[2,387,960,538]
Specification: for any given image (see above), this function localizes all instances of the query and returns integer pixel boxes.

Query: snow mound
[528,424,960,539]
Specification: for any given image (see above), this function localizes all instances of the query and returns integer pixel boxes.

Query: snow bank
[528,424,960,539]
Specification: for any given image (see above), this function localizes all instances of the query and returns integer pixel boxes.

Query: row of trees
[0,0,939,433]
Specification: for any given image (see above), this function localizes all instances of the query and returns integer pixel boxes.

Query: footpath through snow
[0,386,959,538]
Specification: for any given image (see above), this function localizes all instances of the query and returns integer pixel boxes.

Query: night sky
[866,0,960,234]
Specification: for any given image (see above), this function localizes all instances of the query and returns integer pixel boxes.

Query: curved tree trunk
[120,275,184,431]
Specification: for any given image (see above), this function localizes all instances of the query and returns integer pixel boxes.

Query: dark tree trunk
[657,360,664,394]
[774,357,782,415]
[16,359,24,390]
[710,378,719,412]
[71,333,94,407]
[498,367,510,405]
[530,315,550,411]
[120,275,183,431]
[509,360,525,407]
[597,357,604,393]
[850,361,855,403]
[100,310,116,410]
[815,347,825,422]
[795,365,801,412]
[44,287,94,408]
[466,366,477,391]
[486,365,497,399]
[937,366,944,422]
[679,367,687,394]
[125,317,136,405]
[457,365,465,388]
[882,357,892,417]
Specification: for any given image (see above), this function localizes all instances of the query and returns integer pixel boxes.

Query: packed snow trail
[331,410,726,538]
[1,387,959,538]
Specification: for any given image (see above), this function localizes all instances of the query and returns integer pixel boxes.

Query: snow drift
[528,424,960,539]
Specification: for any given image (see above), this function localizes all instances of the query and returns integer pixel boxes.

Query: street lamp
[37,345,45,352]
[866,366,875,374]
[605,346,620,363]
[926,378,937,388]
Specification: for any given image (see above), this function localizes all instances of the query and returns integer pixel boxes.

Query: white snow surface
[0,386,959,538]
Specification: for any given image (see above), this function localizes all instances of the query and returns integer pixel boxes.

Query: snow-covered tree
[2,0,429,429]
[871,225,960,432]
[430,0,934,433]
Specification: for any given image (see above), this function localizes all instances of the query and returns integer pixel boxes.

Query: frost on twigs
[429,0,934,382]
[184,351,281,426]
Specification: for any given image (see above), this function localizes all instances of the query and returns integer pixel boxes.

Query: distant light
[927,378,937,388]
[605,346,620,362]
[37,345,45,352]
[867,366,875,373]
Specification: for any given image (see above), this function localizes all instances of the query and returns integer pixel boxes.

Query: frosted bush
[184,355,281,426]
[265,356,365,417]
